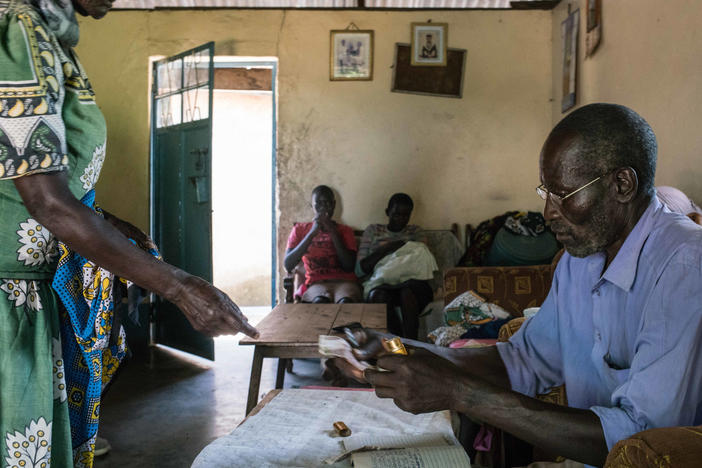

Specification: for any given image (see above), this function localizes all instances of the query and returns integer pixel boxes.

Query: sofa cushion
[605,425,702,468]
[444,265,552,316]
[485,227,559,266]
[422,229,464,299]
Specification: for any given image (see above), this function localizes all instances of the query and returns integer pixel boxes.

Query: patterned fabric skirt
[0,279,73,468]
[50,189,129,468]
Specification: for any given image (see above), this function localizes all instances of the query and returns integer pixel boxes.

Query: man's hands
[170,274,259,338]
[325,328,387,383]
[364,349,465,414]
[328,333,465,414]
[326,328,474,415]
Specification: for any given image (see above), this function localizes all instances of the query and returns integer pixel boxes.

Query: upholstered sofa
[443,263,554,316]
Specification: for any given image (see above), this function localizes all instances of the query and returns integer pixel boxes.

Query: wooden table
[239,303,386,414]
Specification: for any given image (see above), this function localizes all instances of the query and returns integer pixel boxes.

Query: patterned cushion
[444,265,552,316]
[605,425,702,468]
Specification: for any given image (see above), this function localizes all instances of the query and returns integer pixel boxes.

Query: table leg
[275,358,287,389]
[246,346,264,415]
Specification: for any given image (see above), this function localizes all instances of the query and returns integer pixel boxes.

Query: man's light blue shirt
[497,197,702,449]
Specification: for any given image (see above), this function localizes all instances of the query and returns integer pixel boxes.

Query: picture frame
[410,23,448,67]
[391,43,466,98]
[585,0,602,57]
[329,30,374,81]
[561,9,579,113]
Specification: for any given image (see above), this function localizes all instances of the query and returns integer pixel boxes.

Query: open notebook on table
[192,388,470,467]
[339,433,470,467]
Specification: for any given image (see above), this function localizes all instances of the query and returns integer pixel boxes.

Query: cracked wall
[77,9,554,304]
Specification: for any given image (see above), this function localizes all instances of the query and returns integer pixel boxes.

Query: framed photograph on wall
[586,0,602,57]
[330,30,374,81]
[410,23,448,67]
[561,9,579,113]
[391,43,466,98]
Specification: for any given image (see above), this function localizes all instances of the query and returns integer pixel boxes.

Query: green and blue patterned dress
[0,1,122,466]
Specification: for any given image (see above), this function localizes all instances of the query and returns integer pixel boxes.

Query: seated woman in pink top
[284,185,361,303]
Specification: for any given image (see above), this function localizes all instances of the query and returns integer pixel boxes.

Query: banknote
[318,335,372,372]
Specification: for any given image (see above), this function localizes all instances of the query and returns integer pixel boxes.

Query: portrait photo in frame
[586,0,602,57]
[329,30,374,81]
[410,23,448,67]
[391,43,466,98]
[561,9,579,113]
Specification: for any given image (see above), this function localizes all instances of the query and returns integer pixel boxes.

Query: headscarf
[656,186,702,215]
[30,0,79,48]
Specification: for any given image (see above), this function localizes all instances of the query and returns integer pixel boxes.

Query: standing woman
[0,1,258,466]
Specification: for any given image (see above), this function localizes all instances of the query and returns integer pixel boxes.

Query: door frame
[150,58,279,309]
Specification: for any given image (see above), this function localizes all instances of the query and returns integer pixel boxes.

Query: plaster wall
[551,0,702,202]
[77,9,553,299]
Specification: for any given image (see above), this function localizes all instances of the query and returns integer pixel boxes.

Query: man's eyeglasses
[536,173,606,205]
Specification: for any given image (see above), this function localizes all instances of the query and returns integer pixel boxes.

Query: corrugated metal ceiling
[111,0,527,9]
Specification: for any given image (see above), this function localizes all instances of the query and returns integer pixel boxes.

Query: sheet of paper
[192,389,458,468]
[352,446,471,468]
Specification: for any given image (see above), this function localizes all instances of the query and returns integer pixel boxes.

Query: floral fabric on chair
[444,265,553,316]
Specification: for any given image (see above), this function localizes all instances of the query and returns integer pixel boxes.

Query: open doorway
[211,59,277,319]
[149,52,276,361]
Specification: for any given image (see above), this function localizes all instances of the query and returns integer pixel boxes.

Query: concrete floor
[94,307,331,468]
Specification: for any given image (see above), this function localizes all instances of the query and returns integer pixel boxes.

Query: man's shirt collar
[599,197,661,292]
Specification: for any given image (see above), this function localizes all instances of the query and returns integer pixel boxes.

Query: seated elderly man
[284,185,361,303]
[334,103,702,467]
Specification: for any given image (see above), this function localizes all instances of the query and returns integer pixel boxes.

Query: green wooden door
[151,43,215,360]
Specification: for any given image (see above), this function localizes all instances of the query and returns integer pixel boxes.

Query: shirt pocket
[602,354,630,390]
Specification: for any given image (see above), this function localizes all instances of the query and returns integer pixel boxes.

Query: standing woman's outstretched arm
[14,170,259,338]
